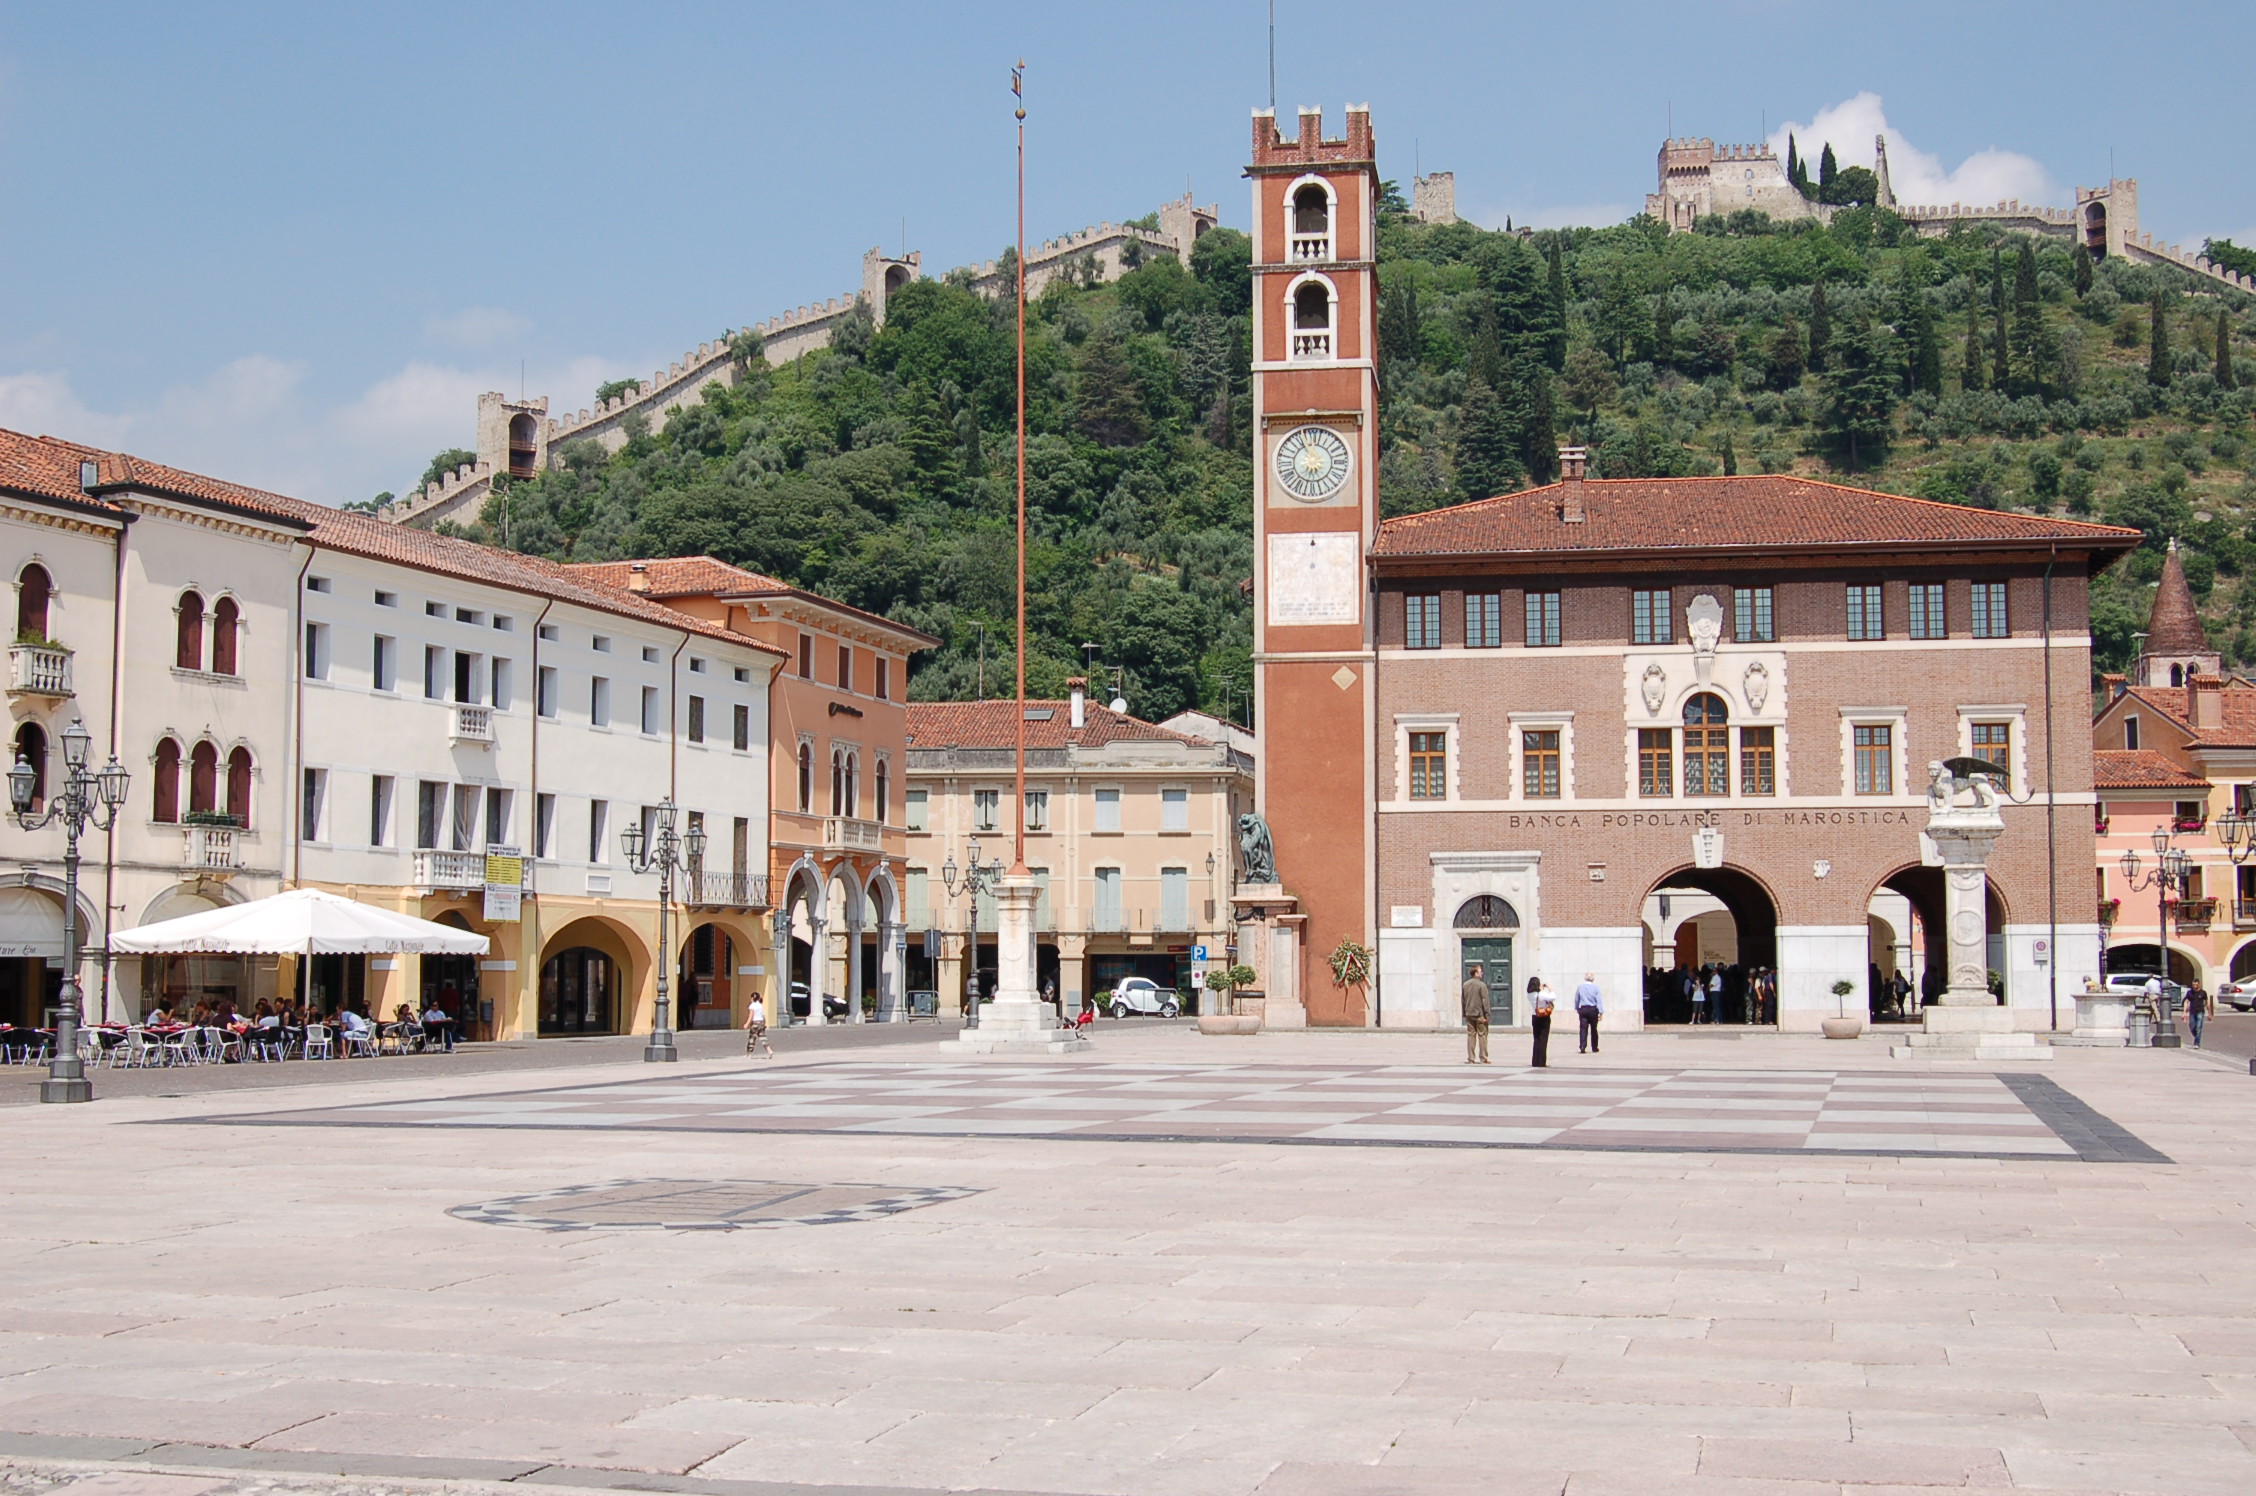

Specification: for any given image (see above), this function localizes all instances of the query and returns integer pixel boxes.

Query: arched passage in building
[538,916,647,1036]
[678,916,763,1029]
[1877,865,2010,1009]
[2083,200,2108,259]
[421,910,483,1036]
[1640,866,1779,1025]
[2106,942,2200,986]
[776,859,837,1025]
[507,413,539,478]
[130,882,241,1022]
[2229,940,2256,985]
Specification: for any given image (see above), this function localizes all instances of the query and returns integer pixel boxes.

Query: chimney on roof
[1558,446,1588,523]
[627,561,650,594]
[2193,673,2224,729]
[2102,671,2127,701]
[1067,676,1087,729]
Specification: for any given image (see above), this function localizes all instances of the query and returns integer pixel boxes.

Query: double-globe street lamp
[940,837,1003,1026]
[2116,822,2191,1048]
[9,719,130,1103]
[621,798,704,1064]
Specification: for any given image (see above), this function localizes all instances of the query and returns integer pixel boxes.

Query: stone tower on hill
[2136,538,2219,688]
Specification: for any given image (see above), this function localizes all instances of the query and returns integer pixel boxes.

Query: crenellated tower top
[1249,105,1375,175]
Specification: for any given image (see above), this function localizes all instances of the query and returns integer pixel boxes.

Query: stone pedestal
[941,872,1089,1057]
[1231,885,1306,1029]
[2060,989,2132,1046]
[1892,771,2050,1061]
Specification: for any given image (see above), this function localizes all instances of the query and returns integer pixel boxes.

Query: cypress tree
[1543,241,1569,371]
[1961,277,1986,391]
[1719,429,1739,476]
[1455,376,1523,500]
[2073,243,2094,298]
[1818,143,1839,204]
[2217,309,2236,391]
[1989,246,2009,389]
[2008,242,2047,397]
[2149,292,2171,386]
[1905,282,1944,396]
[1514,357,1561,484]
[1787,134,1801,191]
[1808,281,1831,374]
[1653,286,1675,369]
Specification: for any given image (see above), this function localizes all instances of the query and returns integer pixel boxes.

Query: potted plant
[1822,978,1863,1039]
[181,809,242,829]
[1198,963,1262,1035]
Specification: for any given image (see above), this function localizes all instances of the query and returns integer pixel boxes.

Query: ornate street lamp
[621,798,704,1063]
[2117,831,2191,1049]
[10,718,130,1103]
[941,835,1003,1025]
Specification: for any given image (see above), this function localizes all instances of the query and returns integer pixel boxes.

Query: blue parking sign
[1191,945,1207,960]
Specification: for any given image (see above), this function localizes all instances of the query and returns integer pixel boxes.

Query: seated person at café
[420,1001,457,1052]
[337,1007,371,1038]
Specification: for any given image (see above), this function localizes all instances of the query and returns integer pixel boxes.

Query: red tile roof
[1371,475,2143,561]
[906,700,1213,752]
[563,558,940,647]
[2143,542,2210,654]
[2093,749,2209,791]
[2110,683,2256,749]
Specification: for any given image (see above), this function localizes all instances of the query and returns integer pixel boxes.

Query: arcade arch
[1640,865,1779,1024]
[537,916,648,1036]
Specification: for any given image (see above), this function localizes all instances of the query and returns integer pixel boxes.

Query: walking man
[1461,963,1491,1065]
[2186,982,2209,1048]
[1574,972,1604,1054]
[1529,977,1555,1067]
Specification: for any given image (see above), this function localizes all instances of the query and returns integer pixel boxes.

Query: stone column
[878,919,902,1020]
[1892,769,2049,1059]
[937,929,965,1018]
[845,903,864,1023]
[1057,932,1089,1019]
[803,912,828,1026]
[942,871,1090,1055]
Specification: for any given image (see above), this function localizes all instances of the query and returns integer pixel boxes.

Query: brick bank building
[1246,105,2141,1031]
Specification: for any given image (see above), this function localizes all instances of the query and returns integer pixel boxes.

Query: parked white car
[1108,978,1181,1018]
[2214,978,2256,1011]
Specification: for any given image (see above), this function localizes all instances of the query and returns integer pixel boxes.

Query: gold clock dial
[1273,425,1351,501]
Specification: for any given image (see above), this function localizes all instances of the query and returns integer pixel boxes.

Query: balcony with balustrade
[412,849,485,891]
[6,642,72,699]
[1290,331,1332,360]
[1289,233,1330,262]
[684,870,772,910]
[450,704,494,746]
[824,816,882,853]
[180,824,241,875]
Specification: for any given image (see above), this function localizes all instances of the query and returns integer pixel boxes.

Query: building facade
[903,687,1252,1014]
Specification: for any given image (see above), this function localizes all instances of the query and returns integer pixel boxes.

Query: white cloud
[1769,92,2057,209]
[423,306,535,352]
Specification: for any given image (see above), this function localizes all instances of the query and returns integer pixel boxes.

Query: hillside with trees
[443,191,2256,710]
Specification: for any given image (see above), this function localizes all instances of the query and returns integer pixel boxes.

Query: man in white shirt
[1573,974,1605,1054]
[746,994,772,1057]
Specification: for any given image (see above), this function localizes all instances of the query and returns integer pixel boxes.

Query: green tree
[1829,165,1879,208]
[1817,142,1839,201]
[1454,376,1524,500]
[2006,242,2050,398]
[1807,281,1831,374]
[1652,286,1675,369]
[1902,279,1944,397]
[1717,429,1739,476]
[1074,330,1148,446]
[1819,319,1900,470]
[1562,345,1617,416]
[2072,244,2094,298]
[2149,292,2172,386]
[415,447,477,493]
[1508,356,1560,484]
[1989,247,2009,389]
[1105,586,1205,721]
[2217,309,2237,391]
[1961,277,1987,392]
[1542,241,1569,370]
[1768,315,1807,390]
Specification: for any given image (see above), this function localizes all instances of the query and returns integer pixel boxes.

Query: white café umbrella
[111,887,490,957]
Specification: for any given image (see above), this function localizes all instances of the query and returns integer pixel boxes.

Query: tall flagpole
[1011,60,1029,877]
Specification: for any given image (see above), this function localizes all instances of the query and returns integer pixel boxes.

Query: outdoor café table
[421,1017,459,1052]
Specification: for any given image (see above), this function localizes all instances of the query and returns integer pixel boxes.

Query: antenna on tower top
[1267,1,1275,111]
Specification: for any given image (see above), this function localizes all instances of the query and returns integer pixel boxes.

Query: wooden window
[2124,716,2140,750]
[11,724,44,811]
[1739,727,1776,795]
[876,657,890,700]
[905,788,928,831]
[1465,592,1502,648]
[845,753,859,817]
[1734,586,1774,642]
[175,590,204,670]
[1847,584,1884,640]
[1525,591,1561,647]
[1408,731,1448,800]
[974,788,999,831]
[1853,724,1894,795]
[370,775,394,847]
[1682,693,1729,796]
[1637,729,1673,798]
[1404,593,1441,649]
[226,747,253,827]
[1908,582,1945,639]
[876,760,889,823]
[189,741,218,814]
[837,643,853,690]
[733,703,750,751]
[796,743,812,811]
[830,750,845,815]
[687,695,705,744]
[210,597,239,675]
[797,633,812,678]
[151,737,180,823]
[1632,589,1670,645]
[1972,720,2012,777]
[15,564,51,641]
[1970,581,2008,638]
[1024,789,1048,831]
[1522,730,1560,798]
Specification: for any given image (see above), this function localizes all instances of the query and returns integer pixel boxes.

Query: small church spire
[2136,536,2218,687]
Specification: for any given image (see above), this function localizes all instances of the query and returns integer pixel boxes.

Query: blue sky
[3,0,2248,505]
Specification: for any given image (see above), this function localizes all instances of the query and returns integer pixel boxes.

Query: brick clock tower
[1247,105,1379,1026]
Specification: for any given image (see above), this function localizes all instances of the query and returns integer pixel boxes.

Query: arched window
[845,752,859,818]
[12,722,46,812]
[152,738,181,823]
[1683,692,1729,797]
[2171,663,2185,687]
[875,759,889,824]
[507,412,538,478]
[830,749,845,816]
[797,742,812,812]
[1291,281,1333,359]
[1454,895,1520,930]
[210,597,240,676]
[175,590,205,671]
[189,741,218,815]
[16,563,52,641]
[226,747,253,828]
[1291,183,1330,236]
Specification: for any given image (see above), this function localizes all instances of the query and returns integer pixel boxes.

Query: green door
[1461,938,1515,1025]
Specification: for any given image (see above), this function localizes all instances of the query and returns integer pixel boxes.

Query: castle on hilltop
[388,193,1220,530]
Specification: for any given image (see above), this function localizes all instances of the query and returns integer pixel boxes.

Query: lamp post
[2117,821,2190,1048]
[9,718,129,1103]
[621,798,704,1063]
[941,836,1003,1025]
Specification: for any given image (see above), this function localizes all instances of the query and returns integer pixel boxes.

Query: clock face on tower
[1272,424,1352,502]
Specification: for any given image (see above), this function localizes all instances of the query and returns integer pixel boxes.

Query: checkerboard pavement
[193,1060,2159,1161]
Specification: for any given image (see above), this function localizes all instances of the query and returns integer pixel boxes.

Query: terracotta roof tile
[2112,683,2256,749]
[562,558,939,646]
[1371,475,2143,560]
[906,700,1211,752]
[2093,749,2210,790]
[2143,541,2210,653]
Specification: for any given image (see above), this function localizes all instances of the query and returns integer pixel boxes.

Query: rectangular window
[687,696,705,744]
[1853,725,1894,795]
[453,649,480,704]
[1739,727,1776,795]
[1024,790,1049,831]
[375,590,396,609]
[451,784,478,852]
[490,659,512,710]
[640,685,660,735]
[1161,787,1189,831]
[973,789,999,832]
[1404,593,1442,649]
[424,645,445,700]
[300,768,326,841]
[1908,582,1945,639]
[589,676,610,727]
[1095,787,1121,832]
[1847,584,1885,641]
[416,781,444,849]
[425,601,445,618]
[1972,720,2012,777]
[372,635,395,692]
[641,646,658,664]
[1465,592,1502,648]
[2124,716,2140,751]
[732,703,750,751]
[907,867,930,929]
[1734,586,1775,642]
[1409,731,1448,800]
[1525,591,1561,647]
[798,633,812,677]
[1684,719,1729,797]
[588,800,609,864]
[537,623,557,641]
[1160,867,1189,930]
[1638,729,1674,798]
[688,656,705,674]
[732,816,750,872]
[303,622,329,680]
[638,804,658,856]
[369,775,393,847]
[905,788,928,831]
[535,792,556,859]
[1522,730,1561,799]
[591,634,610,653]
[1093,867,1123,932]
[1632,588,1670,645]
[484,787,511,847]
[1970,581,2008,639]
[537,665,558,719]
[876,658,890,700]
[837,643,853,690]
